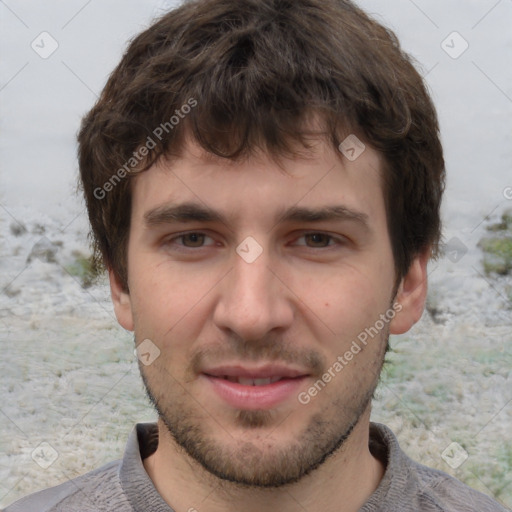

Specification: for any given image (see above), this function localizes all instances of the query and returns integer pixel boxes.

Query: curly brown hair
[78,0,445,292]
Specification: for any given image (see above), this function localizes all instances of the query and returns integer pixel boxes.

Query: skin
[110,136,429,512]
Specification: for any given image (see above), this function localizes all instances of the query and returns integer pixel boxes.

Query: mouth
[220,375,284,386]
[201,364,310,410]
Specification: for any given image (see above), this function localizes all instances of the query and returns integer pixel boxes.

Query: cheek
[128,258,216,345]
[306,266,391,344]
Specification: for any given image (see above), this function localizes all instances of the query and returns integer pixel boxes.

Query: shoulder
[367,423,510,512]
[409,462,510,511]
[3,460,127,512]
[4,423,158,512]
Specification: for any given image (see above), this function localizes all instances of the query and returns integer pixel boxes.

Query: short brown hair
[78,0,445,291]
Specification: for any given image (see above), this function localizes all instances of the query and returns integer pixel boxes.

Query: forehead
[130,136,386,230]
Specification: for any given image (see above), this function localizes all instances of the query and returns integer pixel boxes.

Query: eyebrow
[278,205,369,228]
[144,202,371,232]
[145,202,224,225]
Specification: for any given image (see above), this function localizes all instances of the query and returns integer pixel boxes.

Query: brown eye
[180,233,206,247]
[304,233,333,248]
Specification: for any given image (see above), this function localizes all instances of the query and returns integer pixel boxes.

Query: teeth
[253,378,272,386]
[224,376,283,386]
[239,377,257,386]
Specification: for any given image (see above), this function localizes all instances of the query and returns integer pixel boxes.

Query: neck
[143,408,385,512]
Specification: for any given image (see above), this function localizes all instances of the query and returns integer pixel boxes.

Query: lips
[201,364,309,410]
[223,376,282,385]
[202,364,307,380]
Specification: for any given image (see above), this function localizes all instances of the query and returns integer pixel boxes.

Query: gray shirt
[4,422,509,512]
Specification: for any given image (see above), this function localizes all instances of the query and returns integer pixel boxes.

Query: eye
[165,232,216,249]
[292,233,344,248]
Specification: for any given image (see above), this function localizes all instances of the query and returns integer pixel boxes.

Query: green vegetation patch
[64,251,102,288]
[479,209,512,276]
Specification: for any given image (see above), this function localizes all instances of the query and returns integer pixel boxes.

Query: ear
[390,248,430,335]
[109,269,134,332]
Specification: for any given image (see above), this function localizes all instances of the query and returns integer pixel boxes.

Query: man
[5,0,509,511]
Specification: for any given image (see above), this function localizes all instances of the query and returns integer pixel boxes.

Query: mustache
[189,334,326,376]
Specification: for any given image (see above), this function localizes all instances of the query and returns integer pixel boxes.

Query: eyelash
[163,231,345,251]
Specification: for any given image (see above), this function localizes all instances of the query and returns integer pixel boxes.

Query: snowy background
[0,0,511,509]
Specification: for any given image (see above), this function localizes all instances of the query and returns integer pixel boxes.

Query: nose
[212,245,294,342]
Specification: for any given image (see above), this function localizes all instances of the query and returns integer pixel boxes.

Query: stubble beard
[139,328,388,489]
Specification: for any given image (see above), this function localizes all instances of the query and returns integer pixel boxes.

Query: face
[111,137,427,487]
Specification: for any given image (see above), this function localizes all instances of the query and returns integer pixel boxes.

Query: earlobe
[108,269,134,332]
[389,249,430,335]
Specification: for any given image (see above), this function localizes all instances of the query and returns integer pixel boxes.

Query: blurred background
[0,0,511,508]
